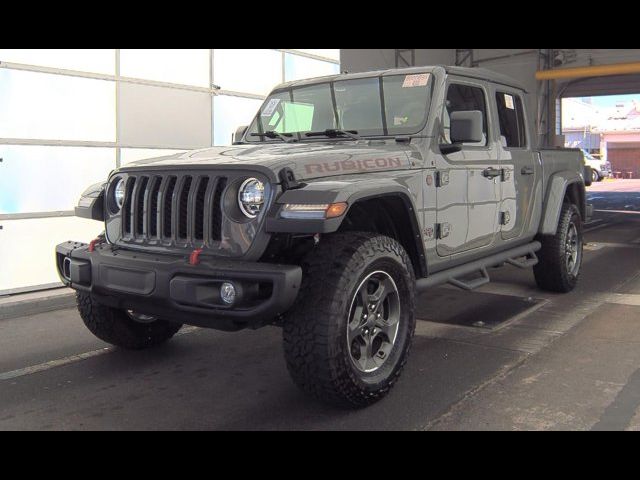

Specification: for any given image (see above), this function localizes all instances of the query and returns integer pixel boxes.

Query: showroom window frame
[0,49,340,223]
[0,49,340,294]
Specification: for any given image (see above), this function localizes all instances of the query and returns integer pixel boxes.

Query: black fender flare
[539,171,586,236]
[265,182,427,276]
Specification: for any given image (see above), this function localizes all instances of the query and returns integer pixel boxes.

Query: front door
[436,80,501,257]
[494,90,537,240]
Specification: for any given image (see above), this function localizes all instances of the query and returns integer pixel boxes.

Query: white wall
[0,49,341,294]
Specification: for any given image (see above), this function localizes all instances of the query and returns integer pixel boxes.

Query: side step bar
[416,241,541,292]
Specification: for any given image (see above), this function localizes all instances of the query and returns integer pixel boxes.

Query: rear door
[436,79,501,257]
[494,90,537,240]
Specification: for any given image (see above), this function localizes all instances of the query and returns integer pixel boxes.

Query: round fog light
[220,282,236,305]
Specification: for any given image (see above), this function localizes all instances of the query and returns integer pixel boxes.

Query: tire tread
[283,232,415,408]
[534,203,582,293]
[76,292,182,350]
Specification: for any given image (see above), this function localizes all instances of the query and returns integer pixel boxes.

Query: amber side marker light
[326,202,348,218]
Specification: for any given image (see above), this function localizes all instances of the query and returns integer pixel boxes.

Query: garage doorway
[561,89,640,214]
[562,93,640,177]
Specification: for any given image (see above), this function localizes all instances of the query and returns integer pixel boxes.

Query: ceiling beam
[536,62,640,81]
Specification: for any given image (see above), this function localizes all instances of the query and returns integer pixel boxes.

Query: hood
[123,141,420,181]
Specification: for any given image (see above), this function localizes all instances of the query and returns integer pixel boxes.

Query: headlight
[113,178,126,212]
[238,178,265,218]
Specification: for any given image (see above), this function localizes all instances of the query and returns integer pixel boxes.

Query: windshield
[246,73,433,141]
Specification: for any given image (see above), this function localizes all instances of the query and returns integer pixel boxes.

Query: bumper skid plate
[55,241,302,331]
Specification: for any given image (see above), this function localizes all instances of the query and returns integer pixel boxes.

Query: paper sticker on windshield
[402,73,430,88]
[504,94,515,110]
[261,98,280,116]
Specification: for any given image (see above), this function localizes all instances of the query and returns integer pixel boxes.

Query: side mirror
[450,110,484,144]
[232,125,248,144]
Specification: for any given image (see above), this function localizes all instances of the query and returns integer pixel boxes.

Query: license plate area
[99,265,156,295]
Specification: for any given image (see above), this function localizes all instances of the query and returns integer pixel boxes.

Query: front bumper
[55,241,302,331]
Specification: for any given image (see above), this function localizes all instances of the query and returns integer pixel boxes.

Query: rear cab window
[495,91,527,148]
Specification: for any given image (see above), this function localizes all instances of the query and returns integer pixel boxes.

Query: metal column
[536,49,554,148]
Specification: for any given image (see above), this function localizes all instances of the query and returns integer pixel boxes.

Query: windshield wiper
[249,131,297,143]
[305,129,361,140]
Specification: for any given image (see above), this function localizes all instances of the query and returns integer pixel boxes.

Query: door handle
[521,166,535,175]
[482,167,502,179]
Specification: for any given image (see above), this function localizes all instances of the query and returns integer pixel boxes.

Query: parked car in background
[582,149,611,182]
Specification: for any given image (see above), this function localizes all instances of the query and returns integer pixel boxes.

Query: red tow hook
[88,237,105,252]
[189,248,203,266]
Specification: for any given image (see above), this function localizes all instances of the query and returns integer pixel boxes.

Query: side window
[495,92,527,148]
[443,83,489,147]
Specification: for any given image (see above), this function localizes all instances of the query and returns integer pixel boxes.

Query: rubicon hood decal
[304,156,404,175]
[124,142,416,181]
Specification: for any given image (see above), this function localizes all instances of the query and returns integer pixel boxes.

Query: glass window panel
[248,75,433,140]
[335,77,384,135]
[280,103,315,132]
[0,69,115,141]
[213,49,282,96]
[250,85,335,138]
[120,148,186,165]
[443,83,489,147]
[214,95,262,145]
[0,49,115,74]
[118,82,212,149]
[293,49,340,61]
[496,92,527,148]
[284,53,340,82]
[0,146,115,214]
[119,49,210,87]
[383,74,432,136]
[0,217,103,293]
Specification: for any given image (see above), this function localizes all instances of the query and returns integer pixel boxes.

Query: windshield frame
[243,71,435,144]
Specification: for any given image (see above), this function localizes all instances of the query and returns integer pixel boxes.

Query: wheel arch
[337,192,427,278]
[266,184,428,278]
[539,171,586,236]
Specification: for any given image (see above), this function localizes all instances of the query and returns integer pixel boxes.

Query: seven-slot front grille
[121,173,228,246]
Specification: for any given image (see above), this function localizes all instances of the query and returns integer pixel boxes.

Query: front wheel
[76,292,183,349]
[534,203,583,293]
[283,233,416,408]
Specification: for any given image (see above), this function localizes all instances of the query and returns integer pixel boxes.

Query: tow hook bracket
[189,248,203,266]
[88,236,105,252]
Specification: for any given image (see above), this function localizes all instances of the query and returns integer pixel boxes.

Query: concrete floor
[1,180,640,430]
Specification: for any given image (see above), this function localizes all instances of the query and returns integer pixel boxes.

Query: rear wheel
[283,232,415,408]
[76,292,182,349]
[534,203,583,293]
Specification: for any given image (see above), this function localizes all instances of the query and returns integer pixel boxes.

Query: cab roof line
[273,65,528,94]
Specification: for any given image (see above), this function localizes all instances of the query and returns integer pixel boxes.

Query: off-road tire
[534,203,583,293]
[283,232,416,408]
[76,292,182,349]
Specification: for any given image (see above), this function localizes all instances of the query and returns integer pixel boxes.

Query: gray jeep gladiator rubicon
[57,66,591,407]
